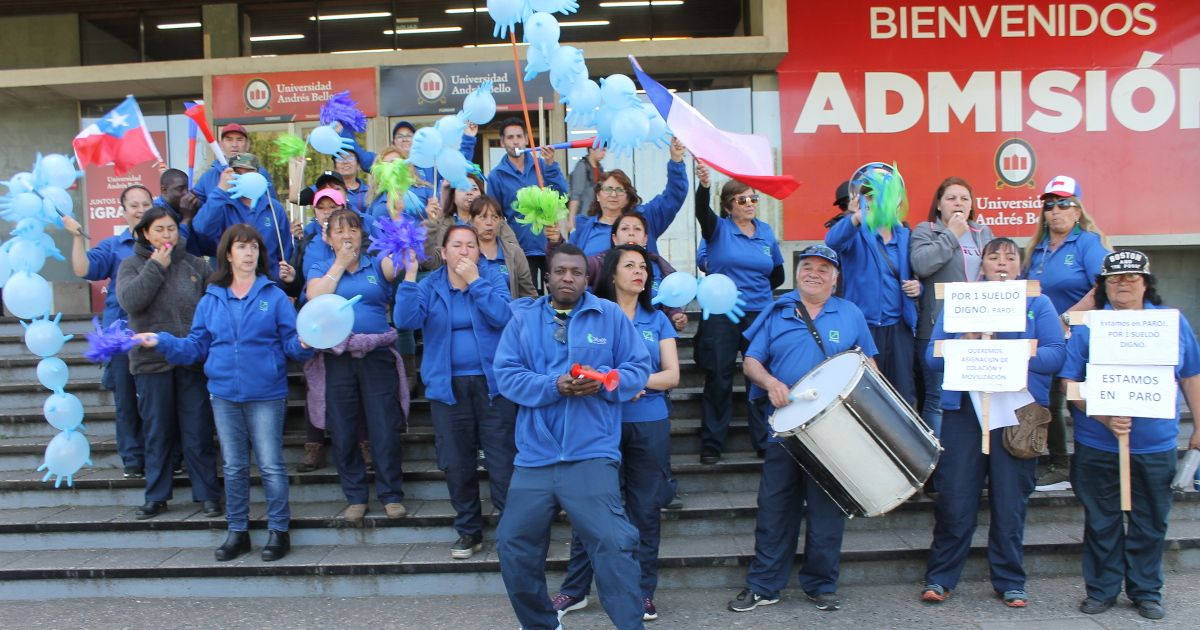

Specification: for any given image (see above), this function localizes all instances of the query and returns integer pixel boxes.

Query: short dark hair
[927,176,975,223]
[119,184,153,208]
[595,244,653,313]
[160,169,187,188]
[497,117,525,137]
[610,212,648,241]
[209,224,270,287]
[1093,273,1163,309]
[132,205,178,248]
[325,208,363,236]
[547,242,587,269]
[982,236,1020,261]
[718,180,751,218]
[442,224,479,248]
[468,195,503,220]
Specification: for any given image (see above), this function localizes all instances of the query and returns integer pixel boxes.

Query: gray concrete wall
[202,4,241,60]
[0,15,80,70]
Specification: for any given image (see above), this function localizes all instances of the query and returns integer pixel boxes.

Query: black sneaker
[1079,597,1115,614]
[665,494,683,510]
[728,588,779,612]
[450,534,483,559]
[806,591,841,611]
[550,593,588,617]
[123,467,145,479]
[700,447,721,465]
[1135,600,1165,620]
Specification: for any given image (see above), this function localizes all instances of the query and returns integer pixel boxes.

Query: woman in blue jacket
[1021,175,1111,490]
[552,244,680,621]
[307,209,405,525]
[921,237,1066,607]
[394,224,514,559]
[135,224,312,563]
[559,137,688,257]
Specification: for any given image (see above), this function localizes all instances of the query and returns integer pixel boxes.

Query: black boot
[214,530,251,561]
[261,530,291,562]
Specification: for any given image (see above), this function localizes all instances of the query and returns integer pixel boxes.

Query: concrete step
[0,354,102,383]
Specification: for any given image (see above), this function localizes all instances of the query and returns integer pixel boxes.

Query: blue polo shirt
[82,229,136,326]
[449,289,486,376]
[1060,303,1200,454]
[308,254,392,334]
[704,217,784,312]
[878,234,902,326]
[1024,228,1109,314]
[623,306,679,422]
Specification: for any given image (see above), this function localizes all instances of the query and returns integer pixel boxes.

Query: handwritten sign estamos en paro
[941,339,1031,392]
[1086,309,1179,365]
[942,280,1027,333]
[1083,363,1177,419]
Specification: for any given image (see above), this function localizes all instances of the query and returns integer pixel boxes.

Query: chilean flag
[72,96,161,176]
[630,56,800,200]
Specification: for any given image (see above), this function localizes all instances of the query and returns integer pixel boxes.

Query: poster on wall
[211,68,378,124]
[82,131,166,312]
[380,61,554,116]
[777,1,1200,240]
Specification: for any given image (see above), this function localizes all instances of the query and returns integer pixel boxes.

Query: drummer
[728,245,878,614]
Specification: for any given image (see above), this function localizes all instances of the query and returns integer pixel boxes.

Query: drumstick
[1119,432,1131,511]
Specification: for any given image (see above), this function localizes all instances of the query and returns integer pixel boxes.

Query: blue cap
[798,244,840,268]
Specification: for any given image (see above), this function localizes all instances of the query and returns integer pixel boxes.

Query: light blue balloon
[309,124,354,158]
[229,172,269,205]
[608,107,650,156]
[524,44,551,81]
[0,247,10,288]
[39,186,73,218]
[600,74,639,109]
[594,105,617,147]
[8,236,46,273]
[651,272,698,308]
[550,56,588,96]
[462,81,497,125]
[37,357,69,393]
[643,103,671,147]
[3,271,52,319]
[524,12,561,50]
[12,192,42,219]
[38,154,80,190]
[436,149,471,190]
[409,127,443,169]
[38,429,92,488]
[697,273,748,323]
[434,115,467,151]
[23,313,74,358]
[487,0,524,38]
[296,293,362,349]
[44,391,85,431]
[530,0,579,13]
[6,172,34,193]
[565,79,601,128]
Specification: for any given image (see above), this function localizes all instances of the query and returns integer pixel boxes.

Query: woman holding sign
[921,237,1066,607]
[1059,250,1200,621]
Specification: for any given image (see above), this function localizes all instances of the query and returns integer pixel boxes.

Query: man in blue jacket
[493,244,651,630]
[487,118,568,292]
[191,123,275,204]
[191,153,294,280]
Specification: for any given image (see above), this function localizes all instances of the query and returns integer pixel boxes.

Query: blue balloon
[23,313,74,358]
[3,271,52,319]
[524,44,551,81]
[565,79,601,128]
[37,357,69,393]
[10,192,43,220]
[38,429,92,488]
[530,0,580,13]
[44,392,85,432]
[8,236,46,273]
[642,103,671,147]
[409,127,443,169]
[38,154,81,190]
[462,81,497,125]
[600,74,639,109]
[5,171,34,193]
[488,0,524,38]
[436,149,471,190]
[608,107,650,156]
[651,272,698,308]
[697,273,748,323]
[524,12,561,51]
[296,293,362,349]
[309,124,355,158]
[39,186,73,219]
[593,105,617,147]
[0,247,10,288]
[229,172,269,205]
[434,115,467,151]
[549,46,586,93]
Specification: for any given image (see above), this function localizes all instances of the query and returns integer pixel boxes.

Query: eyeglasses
[1042,198,1079,212]
[394,134,414,141]
[553,317,567,344]
[600,186,626,196]
[1105,273,1144,284]
[735,194,760,206]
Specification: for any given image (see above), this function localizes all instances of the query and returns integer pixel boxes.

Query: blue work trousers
[104,353,145,469]
[697,312,768,454]
[134,369,220,504]
[325,349,406,504]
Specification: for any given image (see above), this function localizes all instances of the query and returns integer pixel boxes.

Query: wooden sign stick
[1065,381,1132,511]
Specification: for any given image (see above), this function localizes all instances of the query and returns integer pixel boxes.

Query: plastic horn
[787,388,819,402]
[570,363,620,392]
[524,137,598,154]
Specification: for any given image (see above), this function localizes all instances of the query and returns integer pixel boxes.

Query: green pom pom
[861,162,908,232]
[271,134,307,166]
[370,159,414,205]
[512,186,568,235]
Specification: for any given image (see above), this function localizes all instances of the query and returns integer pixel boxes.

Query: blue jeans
[103,354,144,469]
[210,397,290,532]
[561,418,673,600]
[325,349,405,504]
[429,376,516,537]
[924,402,1036,592]
[1071,442,1175,604]
[746,444,847,599]
[697,311,768,454]
[134,369,220,504]
[917,338,943,436]
[497,459,643,630]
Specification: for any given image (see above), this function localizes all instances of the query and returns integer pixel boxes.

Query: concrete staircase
[0,314,1198,600]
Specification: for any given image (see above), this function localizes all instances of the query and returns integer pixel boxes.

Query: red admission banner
[778,1,1200,240]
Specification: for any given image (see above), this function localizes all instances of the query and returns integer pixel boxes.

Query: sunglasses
[553,317,567,344]
[1042,198,1079,211]
[600,186,626,195]
[735,194,760,206]
[804,245,837,259]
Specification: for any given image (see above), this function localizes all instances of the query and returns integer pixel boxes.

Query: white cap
[1041,175,1081,198]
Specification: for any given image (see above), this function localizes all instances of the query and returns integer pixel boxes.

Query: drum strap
[796,305,828,357]
[875,237,901,280]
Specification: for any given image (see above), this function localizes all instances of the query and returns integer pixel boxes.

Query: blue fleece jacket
[192,187,293,274]
[488,154,568,257]
[493,291,651,467]
[927,294,1066,409]
[568,159,688,257]
[825,217,918,332]
[393,262,513,405]
[155,276,313,402]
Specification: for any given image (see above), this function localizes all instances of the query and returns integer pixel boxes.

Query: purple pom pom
[84,317,138,363]
[369,216,428,264]
[319,91,368,133]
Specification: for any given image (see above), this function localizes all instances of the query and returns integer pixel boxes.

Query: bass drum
[769,350,940,518]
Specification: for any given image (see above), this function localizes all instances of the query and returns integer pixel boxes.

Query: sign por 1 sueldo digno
[941,280,1028,333]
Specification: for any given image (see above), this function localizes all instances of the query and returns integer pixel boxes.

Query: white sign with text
[942,281,1027,333]
[1087,309,1179,366]
[941,339,1031,392]
[1083,363,1177,419]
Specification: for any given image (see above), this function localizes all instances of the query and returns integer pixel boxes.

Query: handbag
[1003,402,1051,459]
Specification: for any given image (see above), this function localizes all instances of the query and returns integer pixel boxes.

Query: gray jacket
[909,219,994,339]
[116,239,210,374]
